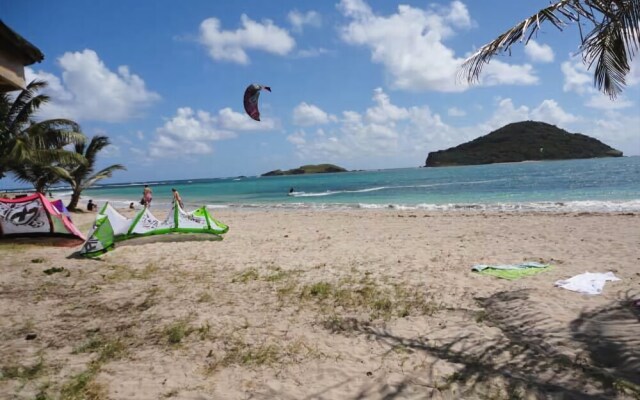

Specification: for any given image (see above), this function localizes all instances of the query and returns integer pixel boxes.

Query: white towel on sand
[554,272,620,295]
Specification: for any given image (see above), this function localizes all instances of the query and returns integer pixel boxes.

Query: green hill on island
[425,121,623,167]
[262,164,347,176]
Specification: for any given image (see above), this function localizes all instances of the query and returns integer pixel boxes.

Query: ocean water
[70,157,640,212]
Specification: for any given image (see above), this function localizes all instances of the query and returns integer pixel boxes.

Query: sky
[2,0,639,187]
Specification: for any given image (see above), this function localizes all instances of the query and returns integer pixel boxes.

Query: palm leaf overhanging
[459,0,640,99]
[0,80,87,187]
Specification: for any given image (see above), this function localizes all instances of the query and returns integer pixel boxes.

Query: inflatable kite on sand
[243,84,271,121]
[80,202,228,257]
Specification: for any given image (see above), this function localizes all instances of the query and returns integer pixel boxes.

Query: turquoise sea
[62,157,640,212]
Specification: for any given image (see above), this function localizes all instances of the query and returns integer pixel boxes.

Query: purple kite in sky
[243,83,271,121]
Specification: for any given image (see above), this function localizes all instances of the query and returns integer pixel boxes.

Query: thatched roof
[0,19,44,65]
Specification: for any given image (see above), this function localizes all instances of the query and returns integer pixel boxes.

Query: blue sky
[3,0,639,187]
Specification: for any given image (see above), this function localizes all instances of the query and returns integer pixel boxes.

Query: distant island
[262,164,348,176]
[425,121,623,167]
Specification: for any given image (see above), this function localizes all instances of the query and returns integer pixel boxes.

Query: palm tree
[459,0,640,99]
[0,80,86,183]
[65,135,126,211]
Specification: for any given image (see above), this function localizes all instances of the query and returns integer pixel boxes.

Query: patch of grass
[301,282,333,300]
[138,263,159,279]
[60,335,125,399]
[475,310,488,324]
[207,335,322,373]
[137,287,160,311]
[232,268,259,283]
[294,280,443,320]
[196,292,213,303]
[59,367,106,400]
[265,270,288,282]
[197,321,213,341]
[165,320,193,344]
[105,263,158,282]
[322,315,370,334]
[0,357,45,381]
[31,258,46,264]
[73,334,126,363]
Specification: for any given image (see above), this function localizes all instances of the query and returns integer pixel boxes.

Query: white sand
[1,209,639,399]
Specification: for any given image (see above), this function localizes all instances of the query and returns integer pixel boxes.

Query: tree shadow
[272,289,639,399]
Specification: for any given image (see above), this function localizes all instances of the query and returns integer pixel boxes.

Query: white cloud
[448,107,466,117]
[365,88,409,123]
[149,106,277,158]
[585,93,634,110]
[288,10,321,32]
[287,88,454,161]
[524,40,554,63]
[480,98,577,131]
[561,59,592,94]
[292,102,336,126]
[199,14,295,64]
[338,0,537,92]
[531,99,578,125]
[25,49,160,123]
[218,107,277,130]
[562,57,636,109]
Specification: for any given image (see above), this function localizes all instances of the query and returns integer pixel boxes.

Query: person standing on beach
[172,188,184,209]
[142,185,153,208]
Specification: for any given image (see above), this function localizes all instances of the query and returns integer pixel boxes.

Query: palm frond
[458,0,591,85]
[583,20,630,97]
[81,164,127,189]
[6,80,50,133]
[84,135,111,166]
[459,0,640,98]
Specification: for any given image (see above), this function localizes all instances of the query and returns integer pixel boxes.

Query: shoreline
[44,193,640,214]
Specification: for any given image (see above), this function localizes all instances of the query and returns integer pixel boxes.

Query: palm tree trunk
[67,188,81,211]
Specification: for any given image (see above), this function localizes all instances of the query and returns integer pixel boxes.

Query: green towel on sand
[471,262,551,280]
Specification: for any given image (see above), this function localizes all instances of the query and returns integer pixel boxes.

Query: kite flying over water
[243,83,271,121]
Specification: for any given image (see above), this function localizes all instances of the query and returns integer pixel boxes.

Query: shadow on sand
[264,289,640,399]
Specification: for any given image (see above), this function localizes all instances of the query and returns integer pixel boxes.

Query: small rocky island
[262,164,347,176]
[425,121,623,167]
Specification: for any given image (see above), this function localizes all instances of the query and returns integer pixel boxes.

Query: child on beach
[142,185,153,207]
[172,188,184,209]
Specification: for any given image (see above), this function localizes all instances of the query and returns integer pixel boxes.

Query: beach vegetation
[60,334,124,399]
[105,263,158,282]
[196,291,213,303]
[63,135,126,211]
[31,257,45,263]
[137,286,160,311]
[0,356,45,381]
[295,279,442,320]
[0,80,86,191]
[165,320,193,344]
[459,0,640,99]
[205,335,322,373]
[231,268,259,283]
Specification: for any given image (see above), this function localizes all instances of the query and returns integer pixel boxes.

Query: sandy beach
[1,209,638,399]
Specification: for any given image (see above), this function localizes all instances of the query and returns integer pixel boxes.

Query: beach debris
[554,272,620,295]
[43,267,65,275]
[25,333,37,340]
[243,83,271,121]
